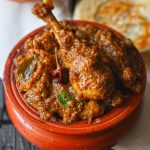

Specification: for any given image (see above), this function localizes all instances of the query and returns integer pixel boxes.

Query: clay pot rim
[3,20,146,135]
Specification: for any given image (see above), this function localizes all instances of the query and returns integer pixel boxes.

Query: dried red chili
[51,48,69,84]
[52,68,69,84]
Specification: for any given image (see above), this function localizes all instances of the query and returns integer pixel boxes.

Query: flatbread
[74,0,150,52]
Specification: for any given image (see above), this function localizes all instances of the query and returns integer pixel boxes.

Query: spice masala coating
[14,1,144,124]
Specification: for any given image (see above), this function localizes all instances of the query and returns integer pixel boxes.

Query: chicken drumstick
[32,0,116,100]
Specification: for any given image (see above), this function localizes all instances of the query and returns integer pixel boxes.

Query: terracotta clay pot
[3,21,146,150]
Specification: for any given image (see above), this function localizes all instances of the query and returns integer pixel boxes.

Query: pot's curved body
[3,21,146,150]
[5,95,143,150]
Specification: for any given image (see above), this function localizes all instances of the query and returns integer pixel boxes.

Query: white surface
[0,1,150,149]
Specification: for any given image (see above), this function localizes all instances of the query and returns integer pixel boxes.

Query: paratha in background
[74,0,150,52]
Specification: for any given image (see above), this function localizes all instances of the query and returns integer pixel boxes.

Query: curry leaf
[57,92,76,107]
[18,57,36,82]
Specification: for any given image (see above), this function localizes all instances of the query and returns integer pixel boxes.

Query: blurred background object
[74,0,150,53]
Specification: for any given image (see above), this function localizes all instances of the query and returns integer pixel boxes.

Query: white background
[0,1,150,150]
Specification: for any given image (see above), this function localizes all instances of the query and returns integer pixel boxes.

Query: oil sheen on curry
[14,1,144,124]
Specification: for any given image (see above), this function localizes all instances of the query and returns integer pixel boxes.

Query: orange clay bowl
[3,21,146,150]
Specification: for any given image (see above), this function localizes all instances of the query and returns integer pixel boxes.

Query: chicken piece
[24,72,52,120]
[24,30,59,54]
[70,62,115,100]
[32,1,98,68]
[79,100,105,122]
[32,0,116,100]
[94,30,143,93]
[110,91,124,107]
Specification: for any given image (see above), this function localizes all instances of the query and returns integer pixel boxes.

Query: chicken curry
[14,0,144,124]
